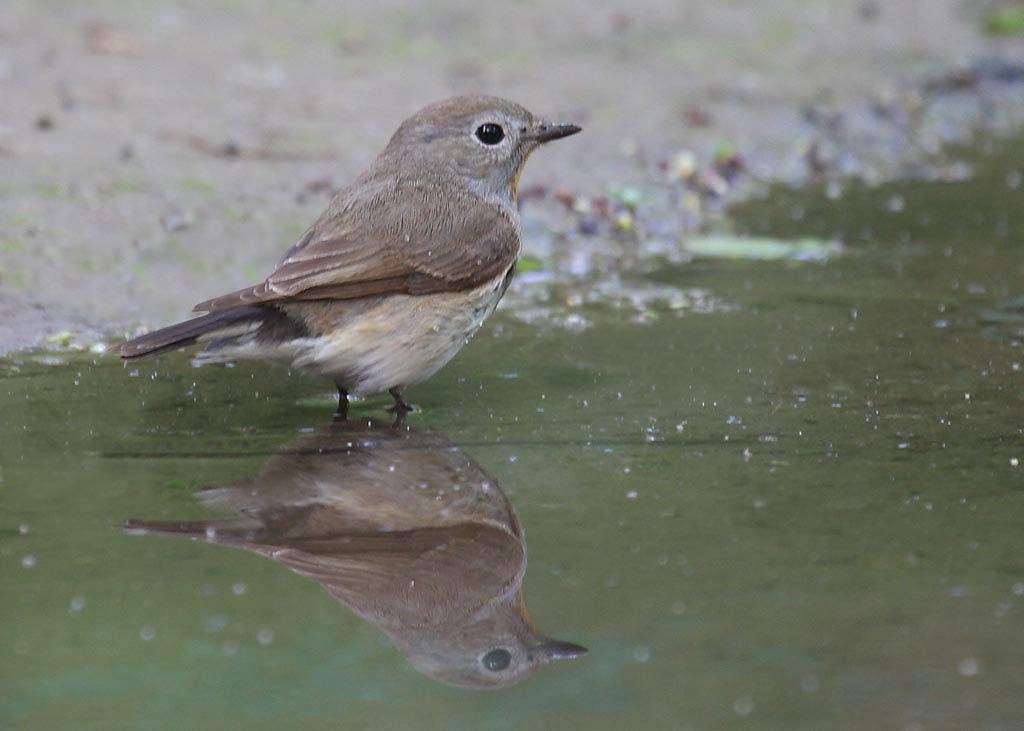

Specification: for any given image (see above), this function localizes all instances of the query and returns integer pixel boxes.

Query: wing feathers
[194,176,519,313]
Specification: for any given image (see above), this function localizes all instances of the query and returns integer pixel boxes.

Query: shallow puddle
[2,140,1022,730]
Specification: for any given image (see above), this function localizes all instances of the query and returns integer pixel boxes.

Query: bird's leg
[389,408,408,429]
[334,382,349,422]
[388,385,413,414]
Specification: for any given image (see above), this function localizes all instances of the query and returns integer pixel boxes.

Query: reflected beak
[539,638,589,660]
[532,121,582,144]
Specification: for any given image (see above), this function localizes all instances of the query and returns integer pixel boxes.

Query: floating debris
[682,235,841,262]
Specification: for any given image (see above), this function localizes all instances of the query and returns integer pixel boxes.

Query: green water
[3,143,1023,730]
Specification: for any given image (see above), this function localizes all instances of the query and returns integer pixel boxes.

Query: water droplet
[257,628,274,646]
[21,554,36,568]
[800,673,820,693]
[957,657,981,677]
[232,582,247,596]
[733,695,754,716]
[70,596,86,613]
[632,646,651,663]
[205,614,228,633]
[139,626,156,641]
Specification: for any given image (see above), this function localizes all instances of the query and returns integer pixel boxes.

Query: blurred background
[2,0,1023,346]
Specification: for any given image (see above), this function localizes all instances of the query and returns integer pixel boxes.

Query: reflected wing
[124,518,522,622]
[268,523,523,625]
[194,177,519,312]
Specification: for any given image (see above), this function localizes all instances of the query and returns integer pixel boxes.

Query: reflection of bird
[114,95,581,415]
[124,419,586,688]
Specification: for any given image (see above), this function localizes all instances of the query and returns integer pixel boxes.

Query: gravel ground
[2,0,1024,351]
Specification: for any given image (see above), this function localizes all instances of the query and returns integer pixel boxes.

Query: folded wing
[194,176,519,313]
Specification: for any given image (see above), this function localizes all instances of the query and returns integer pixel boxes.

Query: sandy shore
[2,0,1023,351]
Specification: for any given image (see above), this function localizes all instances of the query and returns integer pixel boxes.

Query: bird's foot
[387,386,414,414]
[388,409,409,428]
[333,384,350,422]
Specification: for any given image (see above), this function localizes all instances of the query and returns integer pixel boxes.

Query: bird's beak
[532,121,582,144]
[538,638,589,660]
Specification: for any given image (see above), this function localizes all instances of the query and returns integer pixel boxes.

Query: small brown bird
[124,419,587,688]
[114,95,581,414]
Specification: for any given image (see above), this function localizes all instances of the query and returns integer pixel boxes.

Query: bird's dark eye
[481,648,512,671]
[475,123,505,145]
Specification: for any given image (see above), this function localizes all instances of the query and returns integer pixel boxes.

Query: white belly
[282,271,510,395]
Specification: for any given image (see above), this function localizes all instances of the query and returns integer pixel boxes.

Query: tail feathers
[122,518,255,542]
[114,307,264,360]
[122,518,215,538]
[121,518,269,555]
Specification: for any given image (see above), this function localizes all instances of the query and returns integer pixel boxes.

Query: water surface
[2,141,1023,730]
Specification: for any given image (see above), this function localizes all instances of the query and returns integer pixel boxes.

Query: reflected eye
[475,123,505,145]
[481,648,512,671]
